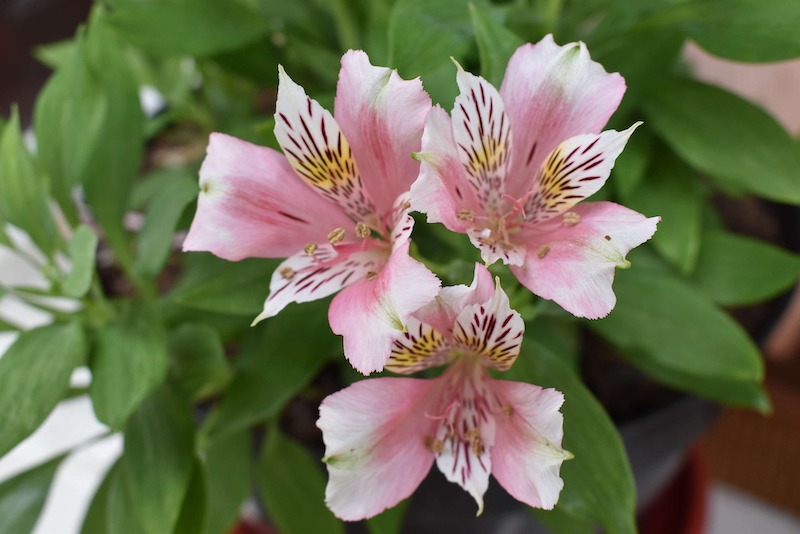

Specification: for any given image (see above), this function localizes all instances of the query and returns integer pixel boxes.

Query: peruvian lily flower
[411,35,659,319]
[317,264,571,520]
[183,51,441,374]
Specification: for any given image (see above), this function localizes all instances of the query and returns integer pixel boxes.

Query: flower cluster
[184,36,658,519]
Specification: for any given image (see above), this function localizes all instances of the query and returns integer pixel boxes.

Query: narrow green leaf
[0,322,86,457]
[81,461,117,534]
[612,127,654,200]
[106,0,268,58]
[174,459,207,534]
[644,78,800,204]
[506,340,636,534]
[134,171,198,278]
[0,455,63,534]
[35,39,77,69]
[62,225,99,298]
[168,322,231,401]
[202,429,252,534]
[0,108,58,254]
[683,0,800,62]
[108,387,195,533]
[469,3,523,86]
[367,500,409,534]
[200,299,338,443]
[592,267,765,398]
[533,505,593,534]
[258,430,343,534]
[90,301,168,429]
[625,150,705,274]
[688,230,800,306]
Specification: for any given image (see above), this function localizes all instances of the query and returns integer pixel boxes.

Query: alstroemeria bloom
[317,264,570,520]
[411,35,659,319]
[183,51,440,374]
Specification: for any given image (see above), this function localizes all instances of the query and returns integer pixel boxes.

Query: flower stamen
[328,227,346,245]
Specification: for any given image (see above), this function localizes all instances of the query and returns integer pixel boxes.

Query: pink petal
[491,380,570,510]
[467,226,527,266]
[328,241,441,374]
[253,242,386,323]
[183,133,352,260]
[451,64,511,212]
[410,106,483,234]
[452,278,524,371]
[274,66,377,223]
[511,201,659,319]
[317,377,437,521]
[384,317,453,375]
[524,124,640,223]
[334,51,432,214]
[415,262,495,334]
[500,36,626,199]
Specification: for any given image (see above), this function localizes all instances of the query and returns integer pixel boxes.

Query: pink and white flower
[410,35,659,319]
[183,51,440,374]
[317,264,571,520]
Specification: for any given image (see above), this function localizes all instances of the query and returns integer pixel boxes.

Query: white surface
[708,484,800,534]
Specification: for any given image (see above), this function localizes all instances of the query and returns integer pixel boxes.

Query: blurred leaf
[612,127,654,200]
[174,459,207,534]
[626,150,705,274]
[532,505,593,534]
[168,322,231,401]
[62,225,98,298]
[90,300,168,429]
[106,0,268,58]
[367,500,409,534]
[133,171,198,279]
[0,455,63,533]
[592,268,765,404]
[200,299,338,443]
[683,0,800,62]
[0,108,58,254]
[644,78,800,204]
[469,3,522,86]
[0,322,86,457]
[202,429,252,534]
[688,230,800,306]
[81,462,117,534]
[527,315,580,372]
[35,39,76,69]
[108,387,195,533]
[258,430,343,534]
[169,254,278,316]
[388,0,480,77]
[506,338,636,534]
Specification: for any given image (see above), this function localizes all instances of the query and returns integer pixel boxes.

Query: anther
[424,436,445,454]
[355,222,370,239]
[536,245,551,258]
[402,200,412,210]
[279,267,295,279]
[327,227,346,245]
[365,270,378,280]
[457,209,475,222]
[563,211,581,225]
[304,242,318,255]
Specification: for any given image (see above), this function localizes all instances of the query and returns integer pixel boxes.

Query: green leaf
[202,429,252,534]
[506,339,636,534]
[108,387,195,534]
[62,225,98,298]
[35,39,76,69]
[683,0,800,62]
[0,322,86,457]
[258,430,343,534]
[532,505,593,534]
[169,254,279,316]
[81,461,117,534]
[625,150,705,274]
[174,459,207,534]
[388,0,479,77]
[133,171,198,279]
[0,455,63,533]
[644,78,800,204]
[688,230,800,306]
[367,500,409,534]
[106,0,268,58]
[612,127,654,200]
[591,267,766,406]
[469,3,522,86]
[90,300,168,429]
[0,108,58,254]
[200,299,338,443]
[168,322,231,401]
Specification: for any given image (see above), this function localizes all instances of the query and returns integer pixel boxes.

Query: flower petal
[451,64,511,213]
[329,240,441,374]
[512,201,660,319]
[335,51,432,214]
[254,243,386,323]
[318,377,437,521]
[466,226,527,266]
[274,66,377,223]
[453,277,524,371]
[491,381,570,510]
[415,262,495,334]
[183,133,352,260]
[500,36,626,198]
[524,124,640,223]
[411,106,483,234]
[385,317,453,375]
